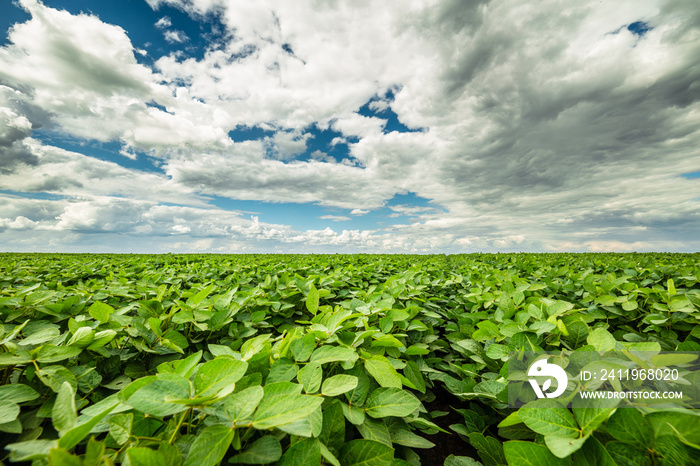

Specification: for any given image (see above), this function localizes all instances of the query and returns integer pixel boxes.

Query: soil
[416,385,482,465]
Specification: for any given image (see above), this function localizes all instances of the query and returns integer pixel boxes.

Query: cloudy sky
[0,0,698,253]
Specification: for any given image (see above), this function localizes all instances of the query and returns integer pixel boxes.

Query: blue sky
[0,0,698,253]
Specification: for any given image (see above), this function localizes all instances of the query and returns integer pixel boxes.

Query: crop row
[0,253,698,465]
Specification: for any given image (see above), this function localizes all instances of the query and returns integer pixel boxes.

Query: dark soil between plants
[417,385,481,465]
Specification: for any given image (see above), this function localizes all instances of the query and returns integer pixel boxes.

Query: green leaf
[646,411,700,445]
[290,333,316,362]
[297,361,322,394]
[444,455,484,466]
[544,435,587,459]
[485,343,509,360]
[267,359,299,384]
[320,401,346,455]
[572,397,618,436]
[224,385,264,422]
[109,413,133,445]
[276,438,321,466]
[183,424,234,466]
[390,428,435,449]
[310,345,358,365]
[0,418,22,434]
[469,432,506,466]
[570,436,617,466]
[209,344,238,358]
[6,439,57,462]
[364,387,421,418]
[58,398,119,450]
[346,365,371,405]
[503,441,568,465]
[49,447,83,466]
[0,384,39,403]
[37,365,78,393]
[339,439,394,466]
[87,330,117,350]
[564,321,589,348]
[519,399,579,438]
[357,416,392,446]
[127,447,166,466]
[403,360,426,393]
[605,442,652,466]
[88,301,114,323]
[252,385,324,430]
[52,382,77,434]
[229,435,282,464]
[341,403,366,425]
[364,355,402,388]
[36,345,82,363]
[586,328,616,352]
[125,374,190,417]
[322,374,358,397]
[167,350,203,378]
[667,278,676,297]
[194,357,248,397]
[606,408,654,449]
[0,400,20,424]
[0,348,32,365]
[277,405,322,438]
[306,284,320,315]
[319,442,342,466]
[650,353,697,367]
[67,327,95,348]
[240,334,272,361]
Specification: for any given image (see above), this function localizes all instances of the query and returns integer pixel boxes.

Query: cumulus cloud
[0,0,699,252]
[319,215,351,222]
[350,209,369,215]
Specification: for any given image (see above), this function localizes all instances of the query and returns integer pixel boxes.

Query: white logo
[528,359,568,399]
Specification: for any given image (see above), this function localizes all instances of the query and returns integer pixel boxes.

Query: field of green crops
[1,253,699,465]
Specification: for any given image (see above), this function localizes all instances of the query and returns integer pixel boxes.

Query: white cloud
[319,215,351,222]
[350,208,369,215]
[155,16,172,28]
[164,30,188,44]
[0,0,699,252]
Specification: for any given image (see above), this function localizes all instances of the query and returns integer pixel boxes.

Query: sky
[0,0,698,254]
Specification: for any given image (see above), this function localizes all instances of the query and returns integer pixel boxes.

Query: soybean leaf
[321,374,358,397]
[0,400,20,424]
[503,441,569,466]
[605,408,654,449]
[229,435,282,464]
[297,361,322,394]
[364,356,402,388]
[224,386,264,422]
[310,345,358,365]
[109,413,133,446]
[52,382,77,434]
[339,439,394,466]
[364,387,421,418]
[127,447,166,466]
[49,448,83,466]
[276,438,321,466]
[572,397,618,436]
[88,301,114,323]
[357,416,392,446]
[306,285,320,315]
[252,385,324,430]
[290,333,316,362]
[58,398,119,450]
[194,357,248,397]
[519,399,579,438]
[586,328,616,352]
[183,424,234,466]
